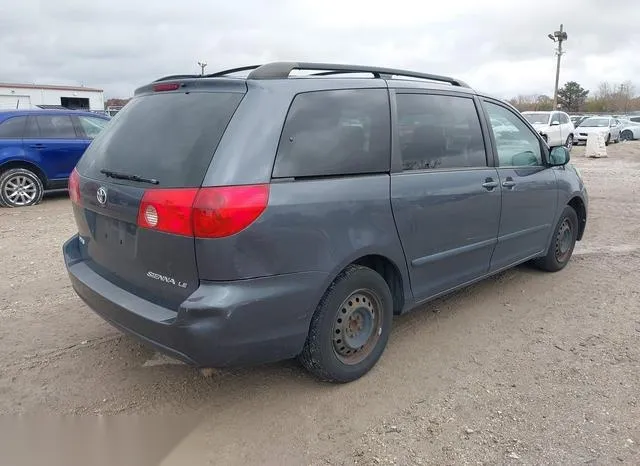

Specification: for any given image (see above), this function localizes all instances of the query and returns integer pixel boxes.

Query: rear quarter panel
[194,175,413,305]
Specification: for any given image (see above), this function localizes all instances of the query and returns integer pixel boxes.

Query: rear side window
[77,115,109,139]
[273,89,390,178]
[397,94,487,170]
[76,92,244,188]
[0,116,27,138]
[34,115,77,139]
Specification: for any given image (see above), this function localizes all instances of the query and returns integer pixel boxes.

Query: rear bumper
[63,235,328,368]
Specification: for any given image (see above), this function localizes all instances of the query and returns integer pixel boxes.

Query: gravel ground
[0,142,639,465]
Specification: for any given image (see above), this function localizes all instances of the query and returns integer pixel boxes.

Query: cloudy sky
[2,0,639,99]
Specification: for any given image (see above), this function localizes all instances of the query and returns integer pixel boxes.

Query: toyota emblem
[96,187,107,206]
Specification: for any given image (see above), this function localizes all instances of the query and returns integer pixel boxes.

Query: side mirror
[549,146,570,166]
[550,121,560,126]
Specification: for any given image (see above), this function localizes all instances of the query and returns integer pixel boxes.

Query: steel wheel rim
[3,175,37,206]
[555,219,573,263]
[332,290,382,365]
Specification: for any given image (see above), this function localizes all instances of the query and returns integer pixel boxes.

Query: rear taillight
[68,168,81,205]
[136,185,269,238]
[137,188,199,236]
[193,185,269,238]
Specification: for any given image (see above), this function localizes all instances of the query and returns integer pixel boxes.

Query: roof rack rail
[246,62,469,88]
[204,65,261,78]
[153,65,261,83]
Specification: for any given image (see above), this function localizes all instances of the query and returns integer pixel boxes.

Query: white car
[618,119,640,141]
[522,111,575,149]
[574,116,621,145]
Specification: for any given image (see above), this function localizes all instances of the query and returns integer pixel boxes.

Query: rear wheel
[533,206,578,272]
[299,265,393,383]
[605,133,611,146]
[0,168,44,208]
[621,130,634,141]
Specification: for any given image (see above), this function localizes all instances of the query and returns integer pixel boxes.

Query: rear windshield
[76,91,243,187]
[523,113,550,125]
[580,118,609,127]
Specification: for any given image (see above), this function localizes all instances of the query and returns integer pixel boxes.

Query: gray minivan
[63,62,588,382]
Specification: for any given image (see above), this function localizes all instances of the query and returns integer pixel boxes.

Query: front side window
[550,113,561,124]
[34,115,77,139]
[273,89,390,178]
[560,114,570,124]
[77,115,109,139]
[396,94,487,170]
[0,116,27,138]
[485,102,542,167]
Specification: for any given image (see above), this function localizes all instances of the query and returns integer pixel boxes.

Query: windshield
[523,113,550,125]
[580,118,609,127]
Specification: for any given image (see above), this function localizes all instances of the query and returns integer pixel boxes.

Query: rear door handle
[482,179,499,190]
[29,144,46,149]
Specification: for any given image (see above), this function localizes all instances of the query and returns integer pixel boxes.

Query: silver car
[575,116,621,145]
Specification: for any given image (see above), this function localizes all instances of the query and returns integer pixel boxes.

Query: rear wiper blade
[100,169,159,185]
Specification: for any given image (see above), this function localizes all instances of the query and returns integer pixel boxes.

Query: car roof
[139,61,477,97]
[0,109,109,120]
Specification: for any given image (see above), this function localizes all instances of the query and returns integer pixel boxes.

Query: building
[0,82,104,112]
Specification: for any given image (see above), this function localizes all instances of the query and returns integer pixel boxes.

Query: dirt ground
[1,142,639,465]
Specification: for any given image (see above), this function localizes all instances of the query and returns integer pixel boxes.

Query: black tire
[299,265,393,383]
[605,133,611,146]
[565,135,573,151]
[0,168,44,208]
[621,130,633,141]
[533,206,579,272]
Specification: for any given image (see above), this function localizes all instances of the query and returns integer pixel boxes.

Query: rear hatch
[71,82,245,309]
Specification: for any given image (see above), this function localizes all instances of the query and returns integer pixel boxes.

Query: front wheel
[0,168,44,208]
[299,265,393,383]
[533,206,579,272]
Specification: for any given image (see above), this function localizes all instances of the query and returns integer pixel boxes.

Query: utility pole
[548,24,568,109]
[197,61,208,76]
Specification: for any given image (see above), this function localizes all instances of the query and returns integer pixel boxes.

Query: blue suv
[63,62,588,382]
[0,109,110,207]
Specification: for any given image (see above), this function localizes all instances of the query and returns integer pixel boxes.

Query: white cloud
[1,0,639,98]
